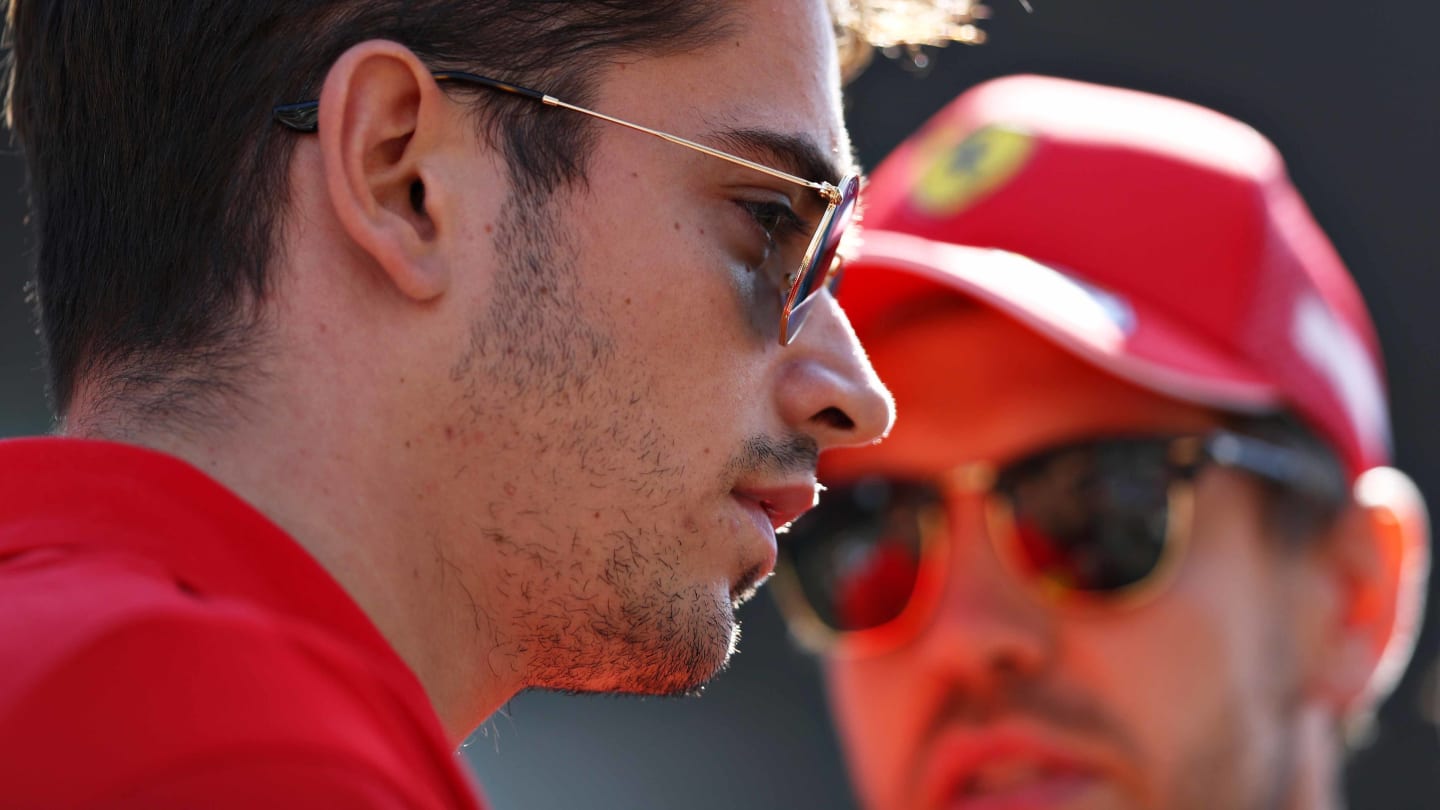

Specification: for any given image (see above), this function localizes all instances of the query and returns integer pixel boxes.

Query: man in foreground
[0,1,988,805]
[775,75,1429,809]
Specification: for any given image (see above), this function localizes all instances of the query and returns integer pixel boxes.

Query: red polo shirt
[0,438,484,809]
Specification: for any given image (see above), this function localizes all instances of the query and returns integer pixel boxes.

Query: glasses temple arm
[272,71,552,134]
[438,71,835,199]
[272,70,839,202]
[541,97,834,198]
[1204,430,1349,503]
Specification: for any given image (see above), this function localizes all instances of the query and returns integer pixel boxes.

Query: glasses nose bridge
[917,484,1059,682]
[929,464,1011,593]
[937,462,1002,547]
[942,461,997,495]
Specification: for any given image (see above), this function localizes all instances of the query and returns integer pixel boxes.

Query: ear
[316,40,454,301]
[1312,467,1429,716]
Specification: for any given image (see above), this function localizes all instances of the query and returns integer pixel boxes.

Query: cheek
[1065,543,1287,796]
[576,254,773,446]
[1074,605,1233,753]
[824,657,927,810]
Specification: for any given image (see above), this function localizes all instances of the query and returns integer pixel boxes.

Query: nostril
[813,406,855,431]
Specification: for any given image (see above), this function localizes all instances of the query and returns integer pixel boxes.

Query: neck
[1287,705,1346,810]
[64,373,522,744]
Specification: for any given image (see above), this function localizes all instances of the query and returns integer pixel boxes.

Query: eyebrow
[710,128,851,188]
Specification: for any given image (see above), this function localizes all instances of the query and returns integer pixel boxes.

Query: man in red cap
[773,75,1430,809]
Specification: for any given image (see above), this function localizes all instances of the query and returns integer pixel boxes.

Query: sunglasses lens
[779,477,936,633]
[998,440,1176,594]
[782,173,860,343]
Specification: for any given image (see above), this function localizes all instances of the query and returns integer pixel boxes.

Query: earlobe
[1351,468,1430,706]
[316,40,453,301]
[1313,467,1429,714]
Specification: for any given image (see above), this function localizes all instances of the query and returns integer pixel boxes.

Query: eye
[737,199,807,245]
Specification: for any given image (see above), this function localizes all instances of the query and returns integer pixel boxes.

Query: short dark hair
[4,1,734,419]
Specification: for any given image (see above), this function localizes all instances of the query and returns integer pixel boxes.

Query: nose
[913,493,1055,692]
[777,290,895,451]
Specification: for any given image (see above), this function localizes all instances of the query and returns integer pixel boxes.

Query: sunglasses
[772,430,1348,654]
[274,70,859,345]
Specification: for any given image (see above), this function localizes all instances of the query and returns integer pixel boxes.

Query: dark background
[2,1,1437,806]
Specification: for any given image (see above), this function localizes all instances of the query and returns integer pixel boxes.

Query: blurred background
[2,0,1438,806]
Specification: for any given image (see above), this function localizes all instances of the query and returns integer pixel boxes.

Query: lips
[731,483,820,531]
[946,764,1094,809]
[727,482,818,604]
[920,725,1104,810]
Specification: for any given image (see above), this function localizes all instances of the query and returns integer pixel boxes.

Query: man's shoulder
[0,536,361,716]
[0,545,478,808]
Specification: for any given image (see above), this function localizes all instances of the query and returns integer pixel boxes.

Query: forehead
[824,303,1219,479]
[603,0,851,174]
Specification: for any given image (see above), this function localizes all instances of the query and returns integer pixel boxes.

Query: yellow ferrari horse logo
[912,124,1035,216]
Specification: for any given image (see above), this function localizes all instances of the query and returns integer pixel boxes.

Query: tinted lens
[779,477,937,633]
[995,439,1177,594]
[782,173,860,343]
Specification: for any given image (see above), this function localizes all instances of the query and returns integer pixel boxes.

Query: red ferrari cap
[843,74,1390,478]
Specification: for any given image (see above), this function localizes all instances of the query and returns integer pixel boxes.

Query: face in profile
[786,305,1339,809]
[422,0,891,700]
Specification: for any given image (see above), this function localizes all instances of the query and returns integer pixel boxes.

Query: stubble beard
[1170,617,1305,810]
[891,617,1309,810]
[451,187,738,698]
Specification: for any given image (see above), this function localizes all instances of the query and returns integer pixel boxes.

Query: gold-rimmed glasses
[274,70,858,345]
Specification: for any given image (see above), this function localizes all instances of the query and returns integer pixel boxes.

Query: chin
[528,581,740,698]
[629,586,740,698]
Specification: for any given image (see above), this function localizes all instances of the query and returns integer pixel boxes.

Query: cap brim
[843,230,1284,413]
